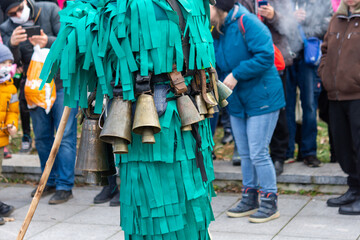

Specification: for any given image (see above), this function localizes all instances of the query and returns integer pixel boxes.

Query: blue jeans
[285,59,321,158]
[30,89,78,191]
[230,111,279,193]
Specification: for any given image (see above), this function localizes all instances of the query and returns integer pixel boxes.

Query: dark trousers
[19,78,31,139]
[270,70,289,163]
[329,100,360,192]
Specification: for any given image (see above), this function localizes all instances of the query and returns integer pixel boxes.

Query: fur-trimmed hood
[336,0,360,15]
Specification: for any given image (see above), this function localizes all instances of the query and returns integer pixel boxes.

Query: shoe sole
[226,208,258,218]
[31,188,56,198]
[248,211,280,223]
[93,197,113,204]
[48,195,73,205]
[339,209,360,215]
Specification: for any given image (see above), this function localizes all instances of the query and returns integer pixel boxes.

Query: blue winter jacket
[215,3,285,118]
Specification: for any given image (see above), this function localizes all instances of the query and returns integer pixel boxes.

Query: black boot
[226,188,259,217]
[94,185,119,204]
[274,161,284,176]
[339,199,360,215]
[0,217,4,225]
[221,131,234,145]
[0,202,15,217]
[109,192,120,207]
[249,192,280,223]
[232,147,241,166]
[327,188,359,207]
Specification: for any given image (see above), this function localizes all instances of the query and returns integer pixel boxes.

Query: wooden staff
[17,106,72,240]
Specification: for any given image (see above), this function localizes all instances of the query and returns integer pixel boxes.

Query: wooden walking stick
[17,106,72,240]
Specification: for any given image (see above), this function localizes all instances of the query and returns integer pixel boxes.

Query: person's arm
[303,0,332,39]
[318,23,330,79]
[5,88,19,134]
[1,26,23,65]
[232,14,274,81]
[46,4,60,48]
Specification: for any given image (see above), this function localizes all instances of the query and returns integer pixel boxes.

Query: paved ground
[1,184,360,240]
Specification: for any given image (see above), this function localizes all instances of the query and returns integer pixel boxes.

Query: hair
[213,7,227,35]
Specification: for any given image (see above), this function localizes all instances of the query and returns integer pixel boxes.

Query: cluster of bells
[75,79,232,185]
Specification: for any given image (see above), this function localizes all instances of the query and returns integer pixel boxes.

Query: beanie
[1,0,23,14]
[0,44,14,63]
[215,0,235,12]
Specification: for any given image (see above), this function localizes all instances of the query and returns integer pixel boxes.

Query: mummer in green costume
[40,0,232,239]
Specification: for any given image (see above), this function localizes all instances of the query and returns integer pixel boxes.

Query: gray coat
[0,0,61,89]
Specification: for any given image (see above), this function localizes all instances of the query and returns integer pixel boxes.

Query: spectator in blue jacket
[212,1,285,223]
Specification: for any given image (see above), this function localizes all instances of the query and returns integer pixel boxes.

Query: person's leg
[247,111,279,193]
[29,107,56,187]
[209,111,219,136]
[227,115,259,217]
[327,101,359,207]
[285,64,298,159]
[339,100,360,214]
[51,90,78,191]
[298,61,321,162]
[230,115,257,189]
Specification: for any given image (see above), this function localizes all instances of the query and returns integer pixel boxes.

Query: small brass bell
[205,92,217,108]
[177,94,202,131]
[217,80,233,108]
[99,97,132,154]
[132,94,161,144]
[195,94,208,120]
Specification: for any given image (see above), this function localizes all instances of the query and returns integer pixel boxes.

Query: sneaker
[284,158,295,164]
[221,131,234,145]
[31,185,56,198]
[3,147,11,159]
[19,136,32,154]
[93,185,119,204]
[48,190,73,205]
[249,192,280,223]
[109,192,120,207]
[303,155,322,168]
[226,188,259,218]
[0,202,14,217]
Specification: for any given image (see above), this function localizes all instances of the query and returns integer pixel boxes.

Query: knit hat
[1,0,23,14]
[0,44,14,63]
[215,0,235,12]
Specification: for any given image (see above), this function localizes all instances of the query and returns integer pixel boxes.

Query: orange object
[25,46,56,114]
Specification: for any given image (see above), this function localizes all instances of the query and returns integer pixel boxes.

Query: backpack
[237,14,285,71]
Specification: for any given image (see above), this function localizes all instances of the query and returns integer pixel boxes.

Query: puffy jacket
[0,0,62,90]
[0,79,19,147]
[215,3,285,118]
[318,2,360,101]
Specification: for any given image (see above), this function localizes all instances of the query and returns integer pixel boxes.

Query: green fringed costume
[40,0,217,239]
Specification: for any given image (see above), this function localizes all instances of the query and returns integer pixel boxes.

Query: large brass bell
[177,94,202,131]
[99,97,132,154]
[76,119,115,185]
[132,94,161,144]
[195,94,208,120]
[217,80,233,107]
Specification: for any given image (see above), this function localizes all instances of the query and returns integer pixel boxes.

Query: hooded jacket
[215,3,285,118]
[318,1,360,101]
[0,79,19,147]
[0,0,61,89]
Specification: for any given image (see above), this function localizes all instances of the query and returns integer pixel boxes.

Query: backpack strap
[237,14,246,35]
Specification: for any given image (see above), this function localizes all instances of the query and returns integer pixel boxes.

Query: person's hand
[294,9,306,22]
[10,26,27,46]
[7,125,17,136]
[258,4,275,20]
[16,66,23,74]
[223,73,238,90]
[28,30,48,48]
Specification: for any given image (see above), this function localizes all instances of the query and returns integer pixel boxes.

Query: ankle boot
[226,188,259,217]
[327,188,359,207]
[249,192,280,223]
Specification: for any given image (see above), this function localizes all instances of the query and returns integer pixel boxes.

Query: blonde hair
[212,7,227,35]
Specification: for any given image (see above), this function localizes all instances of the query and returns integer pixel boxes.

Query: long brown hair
[212,7,227,35]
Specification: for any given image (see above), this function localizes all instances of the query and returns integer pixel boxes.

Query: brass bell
[206,107,215,118]
[205,92,217,108]
[82,171,109,186]
[177,94,202,131]
[217,80,233,108]
[99,97,132,154]
[195,94,208,120]
[132,94,161,144]
[76,119,110,172]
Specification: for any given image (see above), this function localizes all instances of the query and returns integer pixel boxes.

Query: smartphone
[23,26,41,37]
[258,1,268,7]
